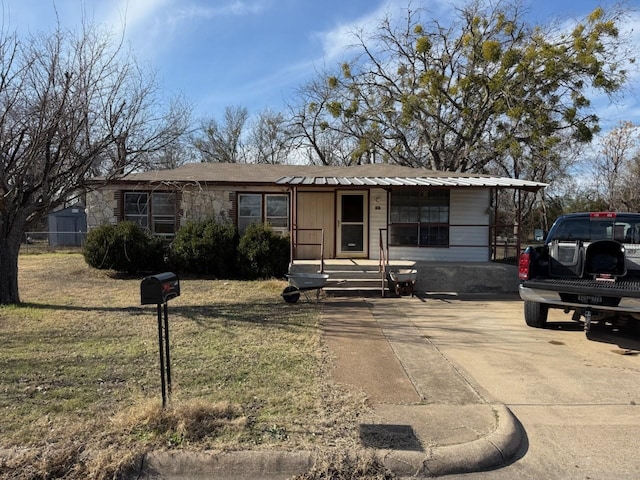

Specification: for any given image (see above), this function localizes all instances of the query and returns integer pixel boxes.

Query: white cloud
[169,0,268,25]
[313,7,383,62]
[312,0,456,64]
[105,0,172,35]
[312,2,407,63]
[103,0,270,60]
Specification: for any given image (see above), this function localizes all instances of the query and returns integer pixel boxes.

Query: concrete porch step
[290,260,394,297]
[326,278,387,296]
[324,286,386,297]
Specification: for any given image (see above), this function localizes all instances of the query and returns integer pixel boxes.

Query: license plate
[578,295,602,304]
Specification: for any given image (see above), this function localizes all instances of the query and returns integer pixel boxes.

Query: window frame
[123,190,177,237]
[123,192,149,229]
[150,192,177,237]
[388,189,450,247]
[238,193,263,232]
[237,192,289,233]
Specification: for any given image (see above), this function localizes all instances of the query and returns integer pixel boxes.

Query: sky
[3,0,640,133]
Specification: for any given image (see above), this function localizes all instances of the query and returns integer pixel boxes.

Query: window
[552,216,640,244]
[151,192,177,235]
[123,191,176,236]
[389,189,449,246]
[266,194,289,228]
[238,193,289,233]
[124,193,148,228]
[238,194,262,232]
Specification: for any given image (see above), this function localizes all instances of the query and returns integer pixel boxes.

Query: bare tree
[249,109,294,164]
[192,106,248,163]
[0,23,190,305]
[287,76,355,165]
[592,120,640,211]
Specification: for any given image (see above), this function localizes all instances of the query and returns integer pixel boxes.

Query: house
[86,163,546,293]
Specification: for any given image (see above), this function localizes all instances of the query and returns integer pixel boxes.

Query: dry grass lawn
[0,253,370,479]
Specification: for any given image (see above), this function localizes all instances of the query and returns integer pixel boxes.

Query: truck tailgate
[522,278,640,298]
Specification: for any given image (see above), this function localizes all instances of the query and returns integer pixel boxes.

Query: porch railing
[291,227,325,273]
[379,228,389,296]
[380,223,522,264]
[290,223,523,269]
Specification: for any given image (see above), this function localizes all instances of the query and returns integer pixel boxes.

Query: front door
[337,191,368,257]
[296,191,335,259]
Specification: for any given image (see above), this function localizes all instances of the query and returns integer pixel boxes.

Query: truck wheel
[524,301,548,328]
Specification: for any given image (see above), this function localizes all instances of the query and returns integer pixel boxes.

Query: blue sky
[4,0,640,131]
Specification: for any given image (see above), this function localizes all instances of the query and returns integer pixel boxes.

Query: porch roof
[276,175,546,190]
[115,163,547,191]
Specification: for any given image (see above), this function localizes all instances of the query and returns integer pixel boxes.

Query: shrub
[169,219,239,277]
[237,223,290,280]
[83,222,167,273]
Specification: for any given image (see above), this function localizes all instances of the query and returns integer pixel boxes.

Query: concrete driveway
[331,293,640,479]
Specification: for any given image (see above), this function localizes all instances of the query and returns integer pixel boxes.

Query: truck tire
[524,301,548,328]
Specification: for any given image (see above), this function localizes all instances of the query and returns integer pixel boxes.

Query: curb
[379,405,523,477]
[139,405,523,479]
[141,450,315,479]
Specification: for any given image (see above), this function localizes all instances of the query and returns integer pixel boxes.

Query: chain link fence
[22,231,87,253]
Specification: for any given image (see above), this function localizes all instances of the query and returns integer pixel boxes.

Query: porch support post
[489,188,495,262]
[290,185,297,266]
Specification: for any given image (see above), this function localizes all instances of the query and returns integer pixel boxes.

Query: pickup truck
[518,212,640,334]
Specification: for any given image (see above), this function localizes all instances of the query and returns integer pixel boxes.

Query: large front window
[389,189,449,246]
[124,191,176,236]
[238,193,289,233]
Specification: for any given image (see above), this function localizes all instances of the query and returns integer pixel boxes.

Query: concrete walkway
[140,296,523,479]
[321,297,523,477]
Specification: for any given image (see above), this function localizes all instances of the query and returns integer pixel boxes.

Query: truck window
[554,219,590,241]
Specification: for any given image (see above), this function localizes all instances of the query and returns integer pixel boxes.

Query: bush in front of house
[168,219,239,277]
[237,223,290,280]
[83,221,166,273]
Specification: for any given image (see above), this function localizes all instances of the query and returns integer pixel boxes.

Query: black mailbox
[141,272,180,305]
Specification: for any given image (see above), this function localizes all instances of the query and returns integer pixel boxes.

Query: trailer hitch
[584,309,593,334]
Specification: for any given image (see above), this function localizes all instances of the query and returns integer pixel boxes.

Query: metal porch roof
[276,175,547,190]
[113,163,547,191]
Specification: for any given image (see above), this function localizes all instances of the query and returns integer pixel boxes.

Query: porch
[288,258,519,297]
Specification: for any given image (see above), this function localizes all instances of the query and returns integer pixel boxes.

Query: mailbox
[140,272,180,305]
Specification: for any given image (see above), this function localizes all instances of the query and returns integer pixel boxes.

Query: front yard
[0,253,365,478]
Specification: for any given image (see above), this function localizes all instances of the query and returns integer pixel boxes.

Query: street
[383,294,640,480]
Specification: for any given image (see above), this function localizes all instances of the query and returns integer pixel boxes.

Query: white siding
[389,246,489,262]
[450,189,490,226]
[388,189,491,262]
[369,188,387,260]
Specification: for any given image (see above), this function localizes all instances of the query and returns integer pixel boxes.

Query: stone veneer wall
[86,188,117,228]
[180,187,233,226]
[86,186,234,230]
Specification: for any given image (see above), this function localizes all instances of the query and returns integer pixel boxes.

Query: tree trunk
[0,230,23,305]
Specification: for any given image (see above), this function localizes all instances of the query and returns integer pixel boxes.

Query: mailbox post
[140,272,180,408]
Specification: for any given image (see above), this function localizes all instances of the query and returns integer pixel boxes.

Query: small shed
[47,205,87,246]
